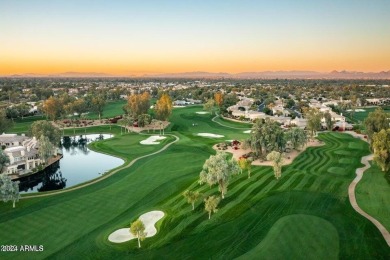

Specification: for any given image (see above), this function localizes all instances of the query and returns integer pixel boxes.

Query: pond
[19,134,124,193]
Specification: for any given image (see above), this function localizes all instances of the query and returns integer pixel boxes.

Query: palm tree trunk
[208,212,211,219]
[192,202,195,210]
[13,200,15,208]
[137,233,141,248]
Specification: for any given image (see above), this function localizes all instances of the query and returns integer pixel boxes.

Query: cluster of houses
[0,134,44,177]
[228,97,353,130]
[173,99,202,106]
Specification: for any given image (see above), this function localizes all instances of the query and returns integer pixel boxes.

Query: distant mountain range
[146,70,390,79]
[3,70,390,79]
[7,72,115,78]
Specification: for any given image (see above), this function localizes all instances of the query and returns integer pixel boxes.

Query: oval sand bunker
[197,133,224,138]
[108,210,165,243]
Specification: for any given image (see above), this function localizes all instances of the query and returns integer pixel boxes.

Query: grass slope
[237,214,339,260]
[0,106,389,259]
[356,163,390,231]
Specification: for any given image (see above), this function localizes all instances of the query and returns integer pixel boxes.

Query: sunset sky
[1,0,389,76]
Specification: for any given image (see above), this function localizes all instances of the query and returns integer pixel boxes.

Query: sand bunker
[108,210,165,243]
[197,133,224,138]
[243,130,251,133]
[140,135,166,145]
[196,111,209,114]
[347,109,366,112]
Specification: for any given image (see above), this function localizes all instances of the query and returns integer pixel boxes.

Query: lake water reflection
[20,134,124,193]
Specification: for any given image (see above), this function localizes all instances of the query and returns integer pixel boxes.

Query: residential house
[0,134,43,175]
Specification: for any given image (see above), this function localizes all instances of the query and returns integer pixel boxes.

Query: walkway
[347,132,390,247]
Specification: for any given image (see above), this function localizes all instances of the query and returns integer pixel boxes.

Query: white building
[246,111,268,121]
[0,134,43,175]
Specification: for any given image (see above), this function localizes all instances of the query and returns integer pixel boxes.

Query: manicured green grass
[85,100,127,119]
[168,106,250,142]
[212,115,252,129]
[0,106,389,259]
[7,115,46,134]
[344,106,390,124]
[356,163,390,231]
[237,214,339,260]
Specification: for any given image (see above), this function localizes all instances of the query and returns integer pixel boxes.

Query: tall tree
[5,106,19,121]
[0,150,9,173]
[38,135,55,164]
[130,219,147,248]
[284,127,308,150]
[17,103,31,119]
[364,108,389,142]
[372,129,390,172]
[128,92,151,117]
[199,152,240,199]
[304,108,322,139]
[155,93,173,121]
[350,94,358,118]
[323,111,334,131]
[42,96,62,121]
[204,195,220,219]
[72,99,87,118]
[123,115,134,132]
[183,190,201,210]
[0,174,20,208]
[248,118,285,158]
[91,96,106,120]
[0,110,12,133]
[220,93,238,113]
[266,151,284,180]
[203,99,215,115]
[137,114,151,127]
[29,120,61,145]
[214,92,223,110]
[238,158,252,178]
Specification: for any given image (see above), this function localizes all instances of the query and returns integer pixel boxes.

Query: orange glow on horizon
[1,57,389,76]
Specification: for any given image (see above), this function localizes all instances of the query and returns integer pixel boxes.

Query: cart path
[348,153,390,247]
[22,133,179,199]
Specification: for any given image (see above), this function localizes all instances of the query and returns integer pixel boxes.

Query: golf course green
[0,106,389,259]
